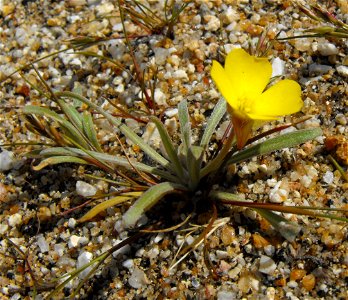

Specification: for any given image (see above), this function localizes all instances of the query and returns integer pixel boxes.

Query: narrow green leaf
[228,128,322,164]
[82,111,102,152]
[32,156,89,170]
[254,208,301,242]
[187,146,204,190]
[178,100,191,152]
[57,99,83,131]
[150,116,185,179]
[23,105,90,149]
[39,147,179,182]
[54,92,171,170]
[200,99,226,149]
[122,182,186,227]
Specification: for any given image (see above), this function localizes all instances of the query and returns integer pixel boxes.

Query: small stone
[1,3,15,16]
[68,218,77,228]
[0,150,16,171]
[172,70,188,80]
[68,235,82,248]
[336,65,348,78]
[8,213,22,227]
[290,269,306,281]
[37,234,49,253]
[308,63,333,76]
[77,251,93,279]
[217,291,237,300]
[322,171,334,184]
[317,43,339,56]
[252,233,270,249]
[204,15,220,31]
[154,88,167,106]
[68,0,86,6]
[0,183,8,202]
[259,255,277,275]
[302,274,316,291]
[221,225,235,245]
[0,224,9,235]
[128,267,149,288]
[37,206,52,222]
[271,57,285,77]
[76,181,97,197]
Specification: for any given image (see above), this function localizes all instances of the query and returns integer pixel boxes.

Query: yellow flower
[211,48,303,149]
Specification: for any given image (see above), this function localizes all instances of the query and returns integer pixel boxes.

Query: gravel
[0,0,347,299]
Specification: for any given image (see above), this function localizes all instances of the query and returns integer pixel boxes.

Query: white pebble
[76,181,97,197]
[154,88,167,106]
[336,65,348,77]
[0,150,16,171]
[164,108,178,118]
[264,245,275,256]
[122,259,134,269]
[0,224,9,235]
[269,181,288,203]
[217,291,237,300]
[259,255,277,275]
[317,42,339,56]
[172,70,188,80]
[271,57,285,77]
[68,235,82,248]
[205,15,220,31]
[8,213,22,227]
[128,267,149,288]
[322,171,334,184]
[54,244,65,256]
[68,218,77,228]
[77,251,93,279]
[37,234,49,253]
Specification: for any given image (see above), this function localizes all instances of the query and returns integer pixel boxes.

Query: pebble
[37,234,49,253]
[128,267,149,288]
[308,63,333,76]
[0,224,9,235]
[8,213,22,227]
[0,150,16,171]
[317,43,339,56]
[271,57,285,77]
[336,65,348,77]
[269,181,288,203]
[154,88,167,106]
[76,181,97,197]
[68,234,88,248]
[259,255,277,275]
[322,171,334,184]
[77,251,93,279]
[217,291,237,300]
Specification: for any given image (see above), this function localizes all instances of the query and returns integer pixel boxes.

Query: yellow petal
[224,48,272,99]
[250,79,303,119]
[211,60,238,108]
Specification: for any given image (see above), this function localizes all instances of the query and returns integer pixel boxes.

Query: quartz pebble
[322,171,334,184]
[0,150,16,171]
[336,65,348,77]
[37,234,49,253]
[259,255,277,274]
[271,57,285,77]
[8,213,22,227]
[128,267,149,288]
[76,181,97,197]
[317,43,339,56]
[77,251,93,279]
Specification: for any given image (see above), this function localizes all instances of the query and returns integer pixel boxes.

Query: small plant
[2,1,348,298]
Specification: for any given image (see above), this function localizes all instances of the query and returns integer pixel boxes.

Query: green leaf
[23,105,90,149]
[178,100,191,153]
[200,99,226,149]
[254,208,301,242]
[122,182,186,227]
[187,145,204,190]
[82,111,102,152]
[150,116,185,179]
[32,156,89,170]
[39,147,179,182]
[228,128,322,164]
[54,92,171,170]
[57,99,83,131]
